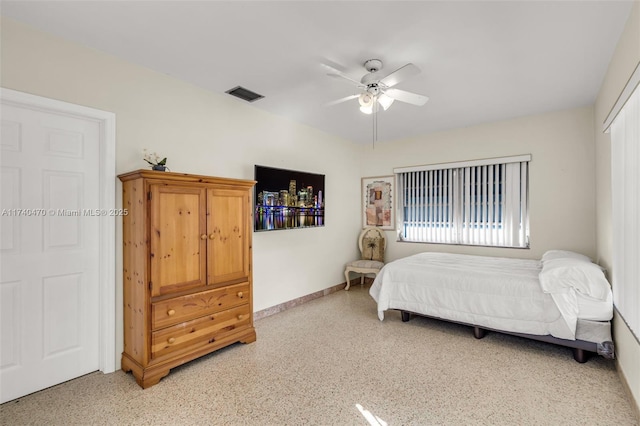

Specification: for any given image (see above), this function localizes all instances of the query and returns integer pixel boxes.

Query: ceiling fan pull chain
[373,101,378,149]
[372,103,374,148]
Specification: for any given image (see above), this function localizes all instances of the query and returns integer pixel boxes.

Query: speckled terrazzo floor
[1,285,637,426]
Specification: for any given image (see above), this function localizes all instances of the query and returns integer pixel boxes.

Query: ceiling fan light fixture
[358,92,373,107]
[360,104,373,114]
[378,94,395,110]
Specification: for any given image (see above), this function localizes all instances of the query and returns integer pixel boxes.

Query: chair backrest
[358,227,386,262]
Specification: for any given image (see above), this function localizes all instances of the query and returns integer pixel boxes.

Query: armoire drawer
[151,304,251,359]
[152,282,249,330]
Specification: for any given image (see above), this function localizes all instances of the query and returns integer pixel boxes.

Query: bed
[369,251,614,362]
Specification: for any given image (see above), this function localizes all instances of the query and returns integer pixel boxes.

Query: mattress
[369,252,612,342]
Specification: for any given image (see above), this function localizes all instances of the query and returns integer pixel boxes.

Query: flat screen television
[254,165,325,232]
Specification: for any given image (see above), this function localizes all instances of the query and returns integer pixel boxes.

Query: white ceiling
[1,1,634,144]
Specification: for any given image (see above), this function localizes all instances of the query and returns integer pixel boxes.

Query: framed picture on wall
[362,175,394,230]
[254,165,325,232]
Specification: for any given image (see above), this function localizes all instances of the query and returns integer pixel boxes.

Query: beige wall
[595,1,640,410]
[360,106,597,263]
[1,18,363,361]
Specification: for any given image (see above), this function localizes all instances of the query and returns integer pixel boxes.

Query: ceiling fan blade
[321,63,363,86]
[383,88,429,106]
[325,94,359,107]
[379,63,421,88]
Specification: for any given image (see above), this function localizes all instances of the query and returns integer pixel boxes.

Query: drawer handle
[237,291,244,298]
[237,314,245,320]
[200,234,207,240]
[167,337,176,344]
[209,234,215,239]
[167,309,176,316]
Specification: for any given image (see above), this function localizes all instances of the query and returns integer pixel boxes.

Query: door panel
[207,188,250,285]
[43,171,83,249]
[0,281,21,370]
[0,167,20,253]
[149,185,207,296]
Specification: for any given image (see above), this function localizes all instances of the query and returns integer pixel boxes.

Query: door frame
[1,88,117,374]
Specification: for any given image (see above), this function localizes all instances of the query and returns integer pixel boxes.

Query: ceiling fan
[324,59,429,114]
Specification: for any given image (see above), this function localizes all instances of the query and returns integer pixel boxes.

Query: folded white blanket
[537,257,612,339]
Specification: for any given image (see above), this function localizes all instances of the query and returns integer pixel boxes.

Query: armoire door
[149,185,207,297]
[207,188,250,285]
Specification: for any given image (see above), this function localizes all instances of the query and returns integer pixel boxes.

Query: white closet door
[1,101,100,403]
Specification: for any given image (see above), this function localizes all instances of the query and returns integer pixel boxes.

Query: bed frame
[399,310,615,363]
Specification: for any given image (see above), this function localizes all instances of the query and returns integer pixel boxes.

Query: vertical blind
[610,83,640,338]
[395,155,530,248]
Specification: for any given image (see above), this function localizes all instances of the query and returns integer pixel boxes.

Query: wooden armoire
[118,170,256,388]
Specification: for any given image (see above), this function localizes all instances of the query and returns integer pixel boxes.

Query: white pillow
[541,250,592,264]
[539,258,610,301]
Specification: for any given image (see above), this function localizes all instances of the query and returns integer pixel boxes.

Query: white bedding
[577,290,613,321]
[369,252,611,341]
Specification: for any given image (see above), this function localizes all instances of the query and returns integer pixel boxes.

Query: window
[394,155,530,248]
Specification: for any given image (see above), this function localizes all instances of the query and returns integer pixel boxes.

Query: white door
[1,100,101,403]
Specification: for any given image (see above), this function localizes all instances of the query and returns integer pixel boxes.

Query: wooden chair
[344,227,386,290]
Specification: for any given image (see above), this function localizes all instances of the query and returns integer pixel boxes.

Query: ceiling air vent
[225,86,264,102]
